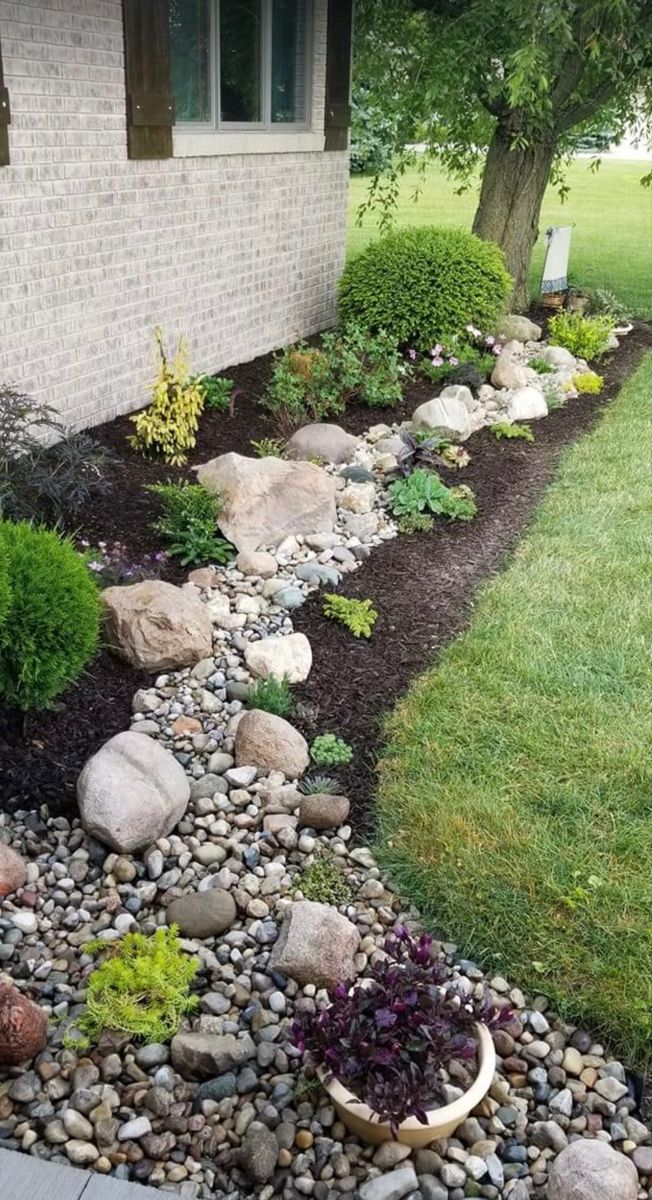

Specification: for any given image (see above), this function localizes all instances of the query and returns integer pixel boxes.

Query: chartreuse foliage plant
[148,480,233,567]
[248,675,293,718]
[311,734,354,768]
[323,594,378,639]
[65,927,199,1050]
[389,470,477,522]
[547,312,614,360]
[491,422,535,443]
[339,227,511,349]
[130,329,205,465]
[0,521,100,712]
[397,512,435,535]
[377,354,652,1061]
[572,371,604,395]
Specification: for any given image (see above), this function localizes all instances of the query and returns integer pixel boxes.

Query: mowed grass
[377,353,652,1062]
[348,158,652,317]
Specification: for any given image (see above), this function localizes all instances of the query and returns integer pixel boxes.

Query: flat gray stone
[359,1166,419,1200]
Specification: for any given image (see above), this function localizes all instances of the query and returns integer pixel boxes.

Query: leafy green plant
[0,521,100,712]
[417,343,495,387]
[311,734,354,767]
[297,857,353,906]
[397,512,435,535]
[195,375,234,411]
[587,287,631,324]
[248,675,293,718]
[64,927,199,1050]
[388,469,477,522]
[251,437,285,458]
[130,329,205,465]
[548,311,614,360]
[338,227,512,349]
[323,593,378,639]
[148,480,234,567]
[441,445,471,470]
[528,357,555,375]
[298,775,344,796]
[0,385,113,525]
[572,371,604,395]
[490,422,535,442]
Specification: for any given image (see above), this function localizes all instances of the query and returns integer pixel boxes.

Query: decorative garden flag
[541,226,573,294]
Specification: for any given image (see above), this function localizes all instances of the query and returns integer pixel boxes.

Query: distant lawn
[348,158,652,318]
[377,352,652,1062]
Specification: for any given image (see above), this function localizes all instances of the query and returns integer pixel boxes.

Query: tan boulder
[285,423,359,465]
[269,901,360,989]
[298,794,351,830]
[490,357,529,390]
[244,633,312,683]
[235,710,309,778]
[77,731,190,853]
[0,845,27,896]
[102,580,213,672]
[0,984,48,1065]
[195,453,337,552]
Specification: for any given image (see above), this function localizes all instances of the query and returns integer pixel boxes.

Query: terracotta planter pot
[319,1023,496,1147]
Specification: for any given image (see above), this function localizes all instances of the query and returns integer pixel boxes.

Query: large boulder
[0,984,48,1064]
[269,900,360,989]
[507,386,548,422]
[541,344,577,368]
[411,396,472,441]
[78,731,190,853]
[195,453,337,552]
[235,710,309,778]
[0,845,27,896]
[102,580,213,672]
[286,423,359,465]
[171,1032,255,1081]
[491,357,529,390]
[298,794,351,830]
[166,889,236,939]
[548,1140,638,1200]
[244,633,312,683]
[495,314,542,342]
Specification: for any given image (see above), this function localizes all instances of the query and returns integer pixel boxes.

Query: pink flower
[407,349,417,361]
[432,356,443,367]
[449,356,459,366]
[492,344,502,356]
[431,344,443,357]
[485,335,496,346]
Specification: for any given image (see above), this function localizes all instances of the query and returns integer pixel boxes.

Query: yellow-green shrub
[130,329,205,465]
[572,371,604,395]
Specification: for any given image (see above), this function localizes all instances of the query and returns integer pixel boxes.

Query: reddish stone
[0,844,27,897]
[19,891,38,908]
[172,716,202,736]
[0,984,48,1064]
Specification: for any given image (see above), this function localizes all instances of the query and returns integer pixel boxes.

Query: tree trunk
[472,120,556,311]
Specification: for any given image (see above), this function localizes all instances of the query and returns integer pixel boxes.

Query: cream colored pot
[319,1023,496,1147]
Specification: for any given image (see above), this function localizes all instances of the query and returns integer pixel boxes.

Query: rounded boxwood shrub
[0,521,101,712]
[338,226,512,348]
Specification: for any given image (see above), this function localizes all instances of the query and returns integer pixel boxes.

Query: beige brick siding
[0,0,349,429]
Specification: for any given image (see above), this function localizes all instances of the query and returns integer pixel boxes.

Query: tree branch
[555,78,616,131]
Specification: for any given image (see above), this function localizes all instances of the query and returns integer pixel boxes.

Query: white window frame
[173,0,314,139]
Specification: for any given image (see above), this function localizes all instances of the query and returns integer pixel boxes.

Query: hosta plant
[389,470,477,522]
[291,926,512,1135]
[323,594,378,639]
[195,374,234,412]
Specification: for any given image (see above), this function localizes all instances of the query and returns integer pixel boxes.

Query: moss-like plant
[248,675,293,718]
[64,926,199,1050]
[397,512,435,535]
[323,593,378,639]
[130,329,205,465]
[572,371,604,395]
[490,422,535,442]
[311,734,354,767]
[298,857,353,906]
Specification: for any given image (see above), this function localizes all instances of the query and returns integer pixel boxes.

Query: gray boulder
[411,395,472,441]
[269,900,360,989]
[495,313,542,342]
[235,709,309,778]
[239,1121,279,1183]
[166,889,236,939]
[195,452,337,552]
[286,423,359,464]
[507,386,548,421]
[541,344,577,368]
[359,1167,419,1200]
[298,794,351,830]
[548,1139,638,1200]
[102,580,213,672]
[244,632,312,683]
[171,1032,255,1081]
[78,732,190,853]
[491,357,529,390]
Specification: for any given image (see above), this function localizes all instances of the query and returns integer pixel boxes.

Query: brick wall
[0,0,350,429]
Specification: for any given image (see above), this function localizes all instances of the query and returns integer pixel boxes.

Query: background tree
[353,0,652,308]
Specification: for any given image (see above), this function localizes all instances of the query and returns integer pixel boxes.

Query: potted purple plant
[291,927,511,1146]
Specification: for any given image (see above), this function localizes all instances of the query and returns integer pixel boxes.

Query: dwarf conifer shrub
[65,926,199,1050]
[130,329,205,465]
[0,522,100,712]
[338,227,512,349]
[248,675,294,718]
[323,594,378,639]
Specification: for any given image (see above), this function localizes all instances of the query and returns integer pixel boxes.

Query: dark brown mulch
[1,322,650,820]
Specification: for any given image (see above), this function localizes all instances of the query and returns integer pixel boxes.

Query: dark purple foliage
[290,926,512,1135]
[395,431,448,477]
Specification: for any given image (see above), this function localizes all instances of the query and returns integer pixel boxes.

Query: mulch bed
[2,320,651,824]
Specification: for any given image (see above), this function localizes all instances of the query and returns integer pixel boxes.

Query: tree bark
[472,120,556,311]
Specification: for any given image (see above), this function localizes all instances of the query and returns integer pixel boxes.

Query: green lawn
[377,352,652,1061]
[348,159,652,318]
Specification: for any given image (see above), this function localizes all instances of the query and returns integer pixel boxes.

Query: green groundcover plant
[323,594,378,639]
[65,926,199,1050]
[389,470,477,522]
[148,480,234,567]
[339,227,512,349]
[297,857,353,906]
[248,675,293,718]
[491,422,535,443]
[311,734,354,768]
[0,521,100,712]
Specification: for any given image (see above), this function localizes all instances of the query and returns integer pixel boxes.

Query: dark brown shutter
[122,0,175,160]
[324,0,354,151]
[0,30,11,167]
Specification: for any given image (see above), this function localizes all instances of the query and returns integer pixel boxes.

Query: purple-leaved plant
[291,926,512,1136]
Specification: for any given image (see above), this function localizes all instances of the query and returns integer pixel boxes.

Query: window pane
[272,0,307,123]
[169,0,211,123]
[220,0,262,123]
